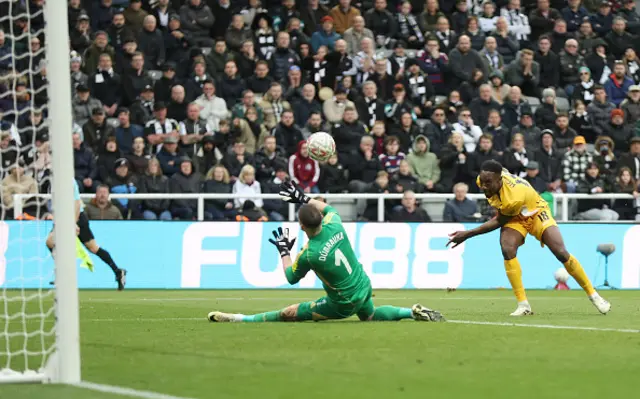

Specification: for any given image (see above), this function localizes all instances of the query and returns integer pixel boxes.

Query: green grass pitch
[2,289,640,399]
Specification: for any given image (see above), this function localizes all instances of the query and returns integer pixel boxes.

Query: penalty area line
[448,320,640,334]
[73,381,196,399]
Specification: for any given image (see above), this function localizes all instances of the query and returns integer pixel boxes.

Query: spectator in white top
[194,80,229,131]
[232,164,263,209]
[500,0,531,45]
[453,107,483,152]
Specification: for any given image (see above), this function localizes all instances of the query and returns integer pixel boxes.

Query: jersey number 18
[335,249,353,275]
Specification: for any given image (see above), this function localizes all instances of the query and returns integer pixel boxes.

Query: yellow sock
[504,258,527,302]
[563,255,595,296]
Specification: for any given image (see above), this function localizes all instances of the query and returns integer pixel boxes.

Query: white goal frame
[0,0,80,384]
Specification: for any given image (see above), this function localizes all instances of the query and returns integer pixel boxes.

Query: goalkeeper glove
[278,181,310,204]
[268,227,297,257]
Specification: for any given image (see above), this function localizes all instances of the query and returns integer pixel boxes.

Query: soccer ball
[554,267,570,283]
[306,132,335,162]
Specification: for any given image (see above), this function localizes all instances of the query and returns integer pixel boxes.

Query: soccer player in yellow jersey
[447,160,611,316]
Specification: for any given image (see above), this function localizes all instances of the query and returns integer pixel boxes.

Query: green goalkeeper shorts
[296,288,375,321]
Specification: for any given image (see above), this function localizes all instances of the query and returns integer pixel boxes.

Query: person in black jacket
[169,158,201,220]
[347,135,383,192]
[332,106,369,162]
[524,161,548,193]
[82,108,115,154]
[617,137,640,181]
[137,15,166,70]
[164,14,193,75]
[89,53,122,117]
[272,111,304,156]
[390,190,431,222]
[96,136,123,185]
[466,134,501,189]
[253,135,288,185]
[202,164,236,220]
[122,52,153,107]
[319,153,348,193]
[534,129,563,191]
[73,133,98,193]
[535,35,561,92]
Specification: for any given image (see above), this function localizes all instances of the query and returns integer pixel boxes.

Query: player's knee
[85,241,99,254]
[501,244,518,260]
[280,304,299,321]
[553,247,570,263]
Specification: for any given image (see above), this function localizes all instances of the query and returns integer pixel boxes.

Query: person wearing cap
[83,107,116,154]
[593,135,617,178]
[106,157,140,218]
[590,0,614,35]
[153,61,178,104]
[156,134,182,177]
[510,107,542,151]
[310,16,341,53]
[604,59,634,106]
[69,51,88,94]
[620,84,640,124]
[129,84,156,126]
[69,13,92,56]
[106,11,135,54]
[73,84,103,127]
[587,85,616,137]
[144,101,180,149]
[607,108,634,154]
[522,161,547,193]
[113,35,138,75]
[562,135,594,192]
[82,30,115,74]
[576,161,619,220]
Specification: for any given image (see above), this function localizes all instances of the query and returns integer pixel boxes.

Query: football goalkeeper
[208,182,444,323]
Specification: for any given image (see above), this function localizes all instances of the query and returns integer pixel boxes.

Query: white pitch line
[83,296,575,303]
[447,320,640,334]
[73,381,197,399]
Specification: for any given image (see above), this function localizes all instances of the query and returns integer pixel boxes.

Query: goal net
[0,0,79,384]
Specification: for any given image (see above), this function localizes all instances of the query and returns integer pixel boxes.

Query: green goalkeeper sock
[371,306,413,321]
[241,311,282,322]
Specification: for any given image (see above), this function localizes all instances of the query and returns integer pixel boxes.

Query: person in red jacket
[288,140,320,193]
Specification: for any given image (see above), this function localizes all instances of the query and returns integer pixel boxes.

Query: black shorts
[77,212,95,243]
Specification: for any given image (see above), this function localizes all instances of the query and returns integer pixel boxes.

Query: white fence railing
[12,193,638,222]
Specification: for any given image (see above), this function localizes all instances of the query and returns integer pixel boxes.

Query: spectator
[270,32,301,82]
[330,0,362,35]
[289,140,320,193]
[563,135,593,192]
[184,60,210,101]
[604,60,634,107]
[419,0,445,33]
[396,1,425,49]
[488,70,510,105]
[535,88,558,130]
[83,108,115,154]
[535,35,561,91]
[469,84,501,129]
[379,136,406,174]
[96,136,122,184]
[194,135,223,176]
[593,135,618,182]
[224,141,254,180]
[294,85,322,130]
[167,85,188,123]
[464,16,486,52]
[114,107,143,154]
[311,16,341,53]
[407,135,440,192]
[483,110,509,154]
[569,101,595,144]
[301,111,329,139]
[585,41,614,86]
[179,0,215,47]
[332,105,367,161]
[453,107,483,153]
[437,132,472,192]
[114,36,138,75]
[524,161,547,193]
[443,182,480,222]
[73,84,103,127]
[343,16,374,56]
[226,14,253,53]
[500,0,531,45]
[562,0,590,33]
[260,83,291,130]
[246,61,273,96]
[529,0,562,41]
[319,153,348,193]
[144,101,180,150]
[88,53,121,117]
[363,170,392,221]
[130,84,155,126]
[534,129,563,192]
[210,0,233,39]
[491,17,519,65]
[548,19,573,56]
[390,190,431,222]
[612,166,639,220]
[620,0,640,35]
[152,0,176,31]
[123,0,148,32]
[559,39,584,97]
[106,158,138,218]
[179,102,211,157]
[392,111,421,154]
[156,135,182,176]
[425,107,454,156]
[504,49,540,98]
[272,110,304,156]
[300,0,330,37]
[232,164,263,210]
[126,137,149,176]
[195,80,229,132]
[70,14,92,56]
[205,39,234,77]
[418,37,449,95]
[284,65,305,102]
[587,85,616,138]
[254,135,288,185]
[236,40,261,79]
[82,31,114,74]
[85,184,123,220]
[202,165,235,221]
[169,158,200,220]
[347,135,382,192]
[606,109,634,155]
[618,137,640,181]
[479,36,503,74]
[1,161,38,219]
[572,66,596,106]
[73,133,98,193]
[122,51,151,107]
[216,60,246,109]
[253,13,276,60]
[575,19,599,57]
[604,17,634,60]
[501,86,532,130]
[503,133,530,177]
[576,162,618,220]
[433,16,458,54]
[468,134,502,178]
[138,15,165,70]
[621,85,640,125]
[70,52,88,94]
[449,35,489,89]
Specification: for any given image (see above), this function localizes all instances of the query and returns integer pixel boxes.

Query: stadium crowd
[0,0,639,222]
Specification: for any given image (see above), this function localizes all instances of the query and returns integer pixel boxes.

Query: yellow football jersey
[477,169,547,220]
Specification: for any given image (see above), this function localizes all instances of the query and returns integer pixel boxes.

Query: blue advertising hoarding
[1,221,639,289]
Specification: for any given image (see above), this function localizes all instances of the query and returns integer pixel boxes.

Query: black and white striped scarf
[365,97,377,127]
[397,13,423,42]
[313,60,327,84]
[484,51,500,70]
[580,80,595,102]
[256,29,275,60]
[272,101,284,123]
[436,30,452,48]
[407,73,427,104]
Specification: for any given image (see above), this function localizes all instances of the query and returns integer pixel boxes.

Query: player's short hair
[299,205,323,230]
[480,160,503,174]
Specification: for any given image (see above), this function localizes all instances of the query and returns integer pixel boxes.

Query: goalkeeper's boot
[412,304,445,322]
[589,294,611,315]
[208,311,236,323]
[116,269,127,291]
[510,302,533,316]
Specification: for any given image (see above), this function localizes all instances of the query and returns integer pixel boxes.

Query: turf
[2,289,640,399]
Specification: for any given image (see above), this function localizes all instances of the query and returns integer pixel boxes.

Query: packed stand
[0,0,639,221]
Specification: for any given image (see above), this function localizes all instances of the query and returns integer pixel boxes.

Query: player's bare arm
[447,213,513,248]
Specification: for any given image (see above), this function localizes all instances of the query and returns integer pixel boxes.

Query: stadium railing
[12,193,638,222]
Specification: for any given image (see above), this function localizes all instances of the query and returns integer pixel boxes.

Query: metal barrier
[12,192,638,222]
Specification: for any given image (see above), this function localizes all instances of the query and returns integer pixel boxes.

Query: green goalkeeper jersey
[285,206,371,305]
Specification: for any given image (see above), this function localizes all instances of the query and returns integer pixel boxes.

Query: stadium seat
[201,47,212,56]
[524,96,541,113]
[406,50,416,58]
[435,95,447,105]
[556,97,570,112]
[107,118,119,128]
[148,70,162,81]
[422,202,446,222]
[328,200,358,221]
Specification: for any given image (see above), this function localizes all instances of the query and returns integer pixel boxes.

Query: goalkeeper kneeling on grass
[208,181,445,323]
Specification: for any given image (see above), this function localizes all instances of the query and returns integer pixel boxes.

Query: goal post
[0,0,80,384]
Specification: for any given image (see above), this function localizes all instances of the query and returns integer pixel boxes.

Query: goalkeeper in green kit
[208,182,445,323]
